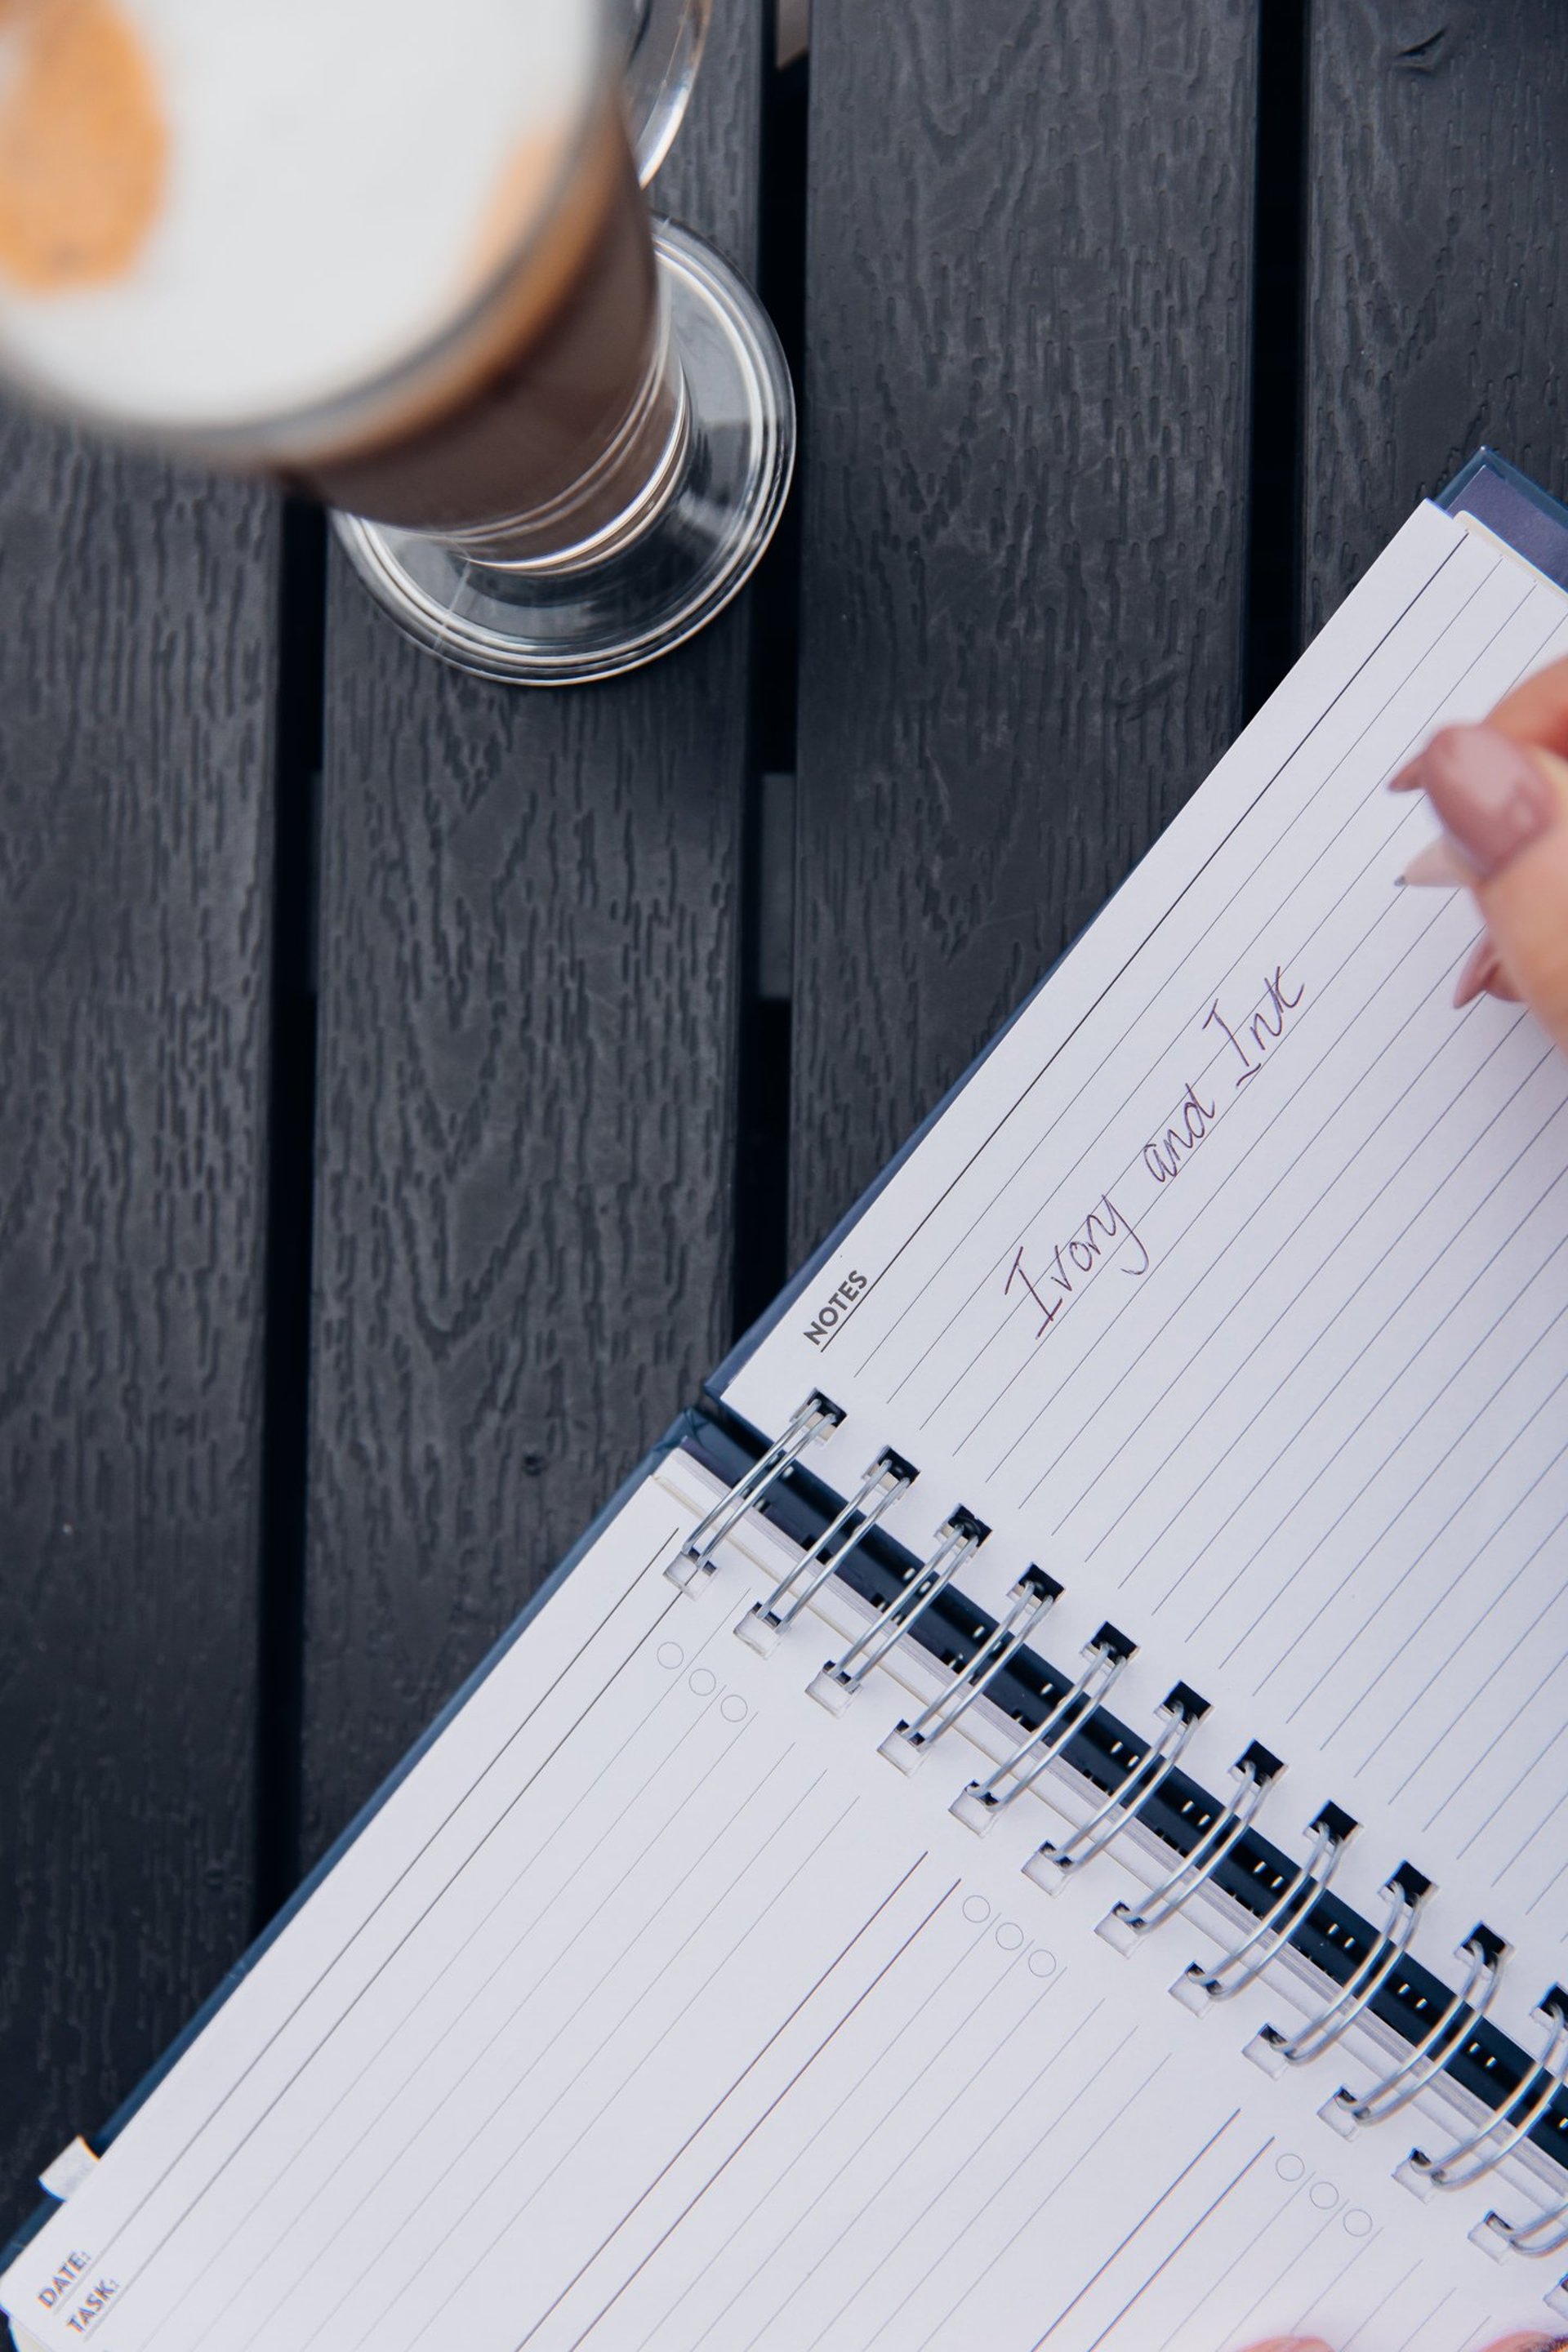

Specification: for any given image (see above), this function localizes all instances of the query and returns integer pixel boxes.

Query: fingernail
[1485,964,1523,1004]
[1454,932,1503,1008]
[1399,835,1477,889]
[1407,725,1557,877]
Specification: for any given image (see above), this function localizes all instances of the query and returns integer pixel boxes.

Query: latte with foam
[0,0,660,536]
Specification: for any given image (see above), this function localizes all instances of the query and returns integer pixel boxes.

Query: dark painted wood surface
[0,427,278,2247]
[786,0,1260,1263]
[1303,0,1568,630]
[298,5,764,1865]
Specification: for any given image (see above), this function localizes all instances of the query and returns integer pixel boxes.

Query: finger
[1487,654,1568,760]
[1399,727,1568,1051]
[1454,930,1504,1009]
[1401,835,1477,888]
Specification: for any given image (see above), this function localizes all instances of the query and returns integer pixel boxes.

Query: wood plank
[0,419,278,2247]
[1303,2,1568,631]
[787,0,1260,1263]
[301,10,763,1864]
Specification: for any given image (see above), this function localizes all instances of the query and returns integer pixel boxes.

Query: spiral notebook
[10,448,1568,2352]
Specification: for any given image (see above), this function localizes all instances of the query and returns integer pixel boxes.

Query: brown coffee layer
[297,116,660,539]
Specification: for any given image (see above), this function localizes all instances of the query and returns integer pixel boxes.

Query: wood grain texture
[0,416,278,2245]
[787,0,1258,1262]
[1304,0,1568,630]
[300,7,763,1863]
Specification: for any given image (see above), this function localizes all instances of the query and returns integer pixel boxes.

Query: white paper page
[721,501,1568,2031]
[2,1456,1555,2352]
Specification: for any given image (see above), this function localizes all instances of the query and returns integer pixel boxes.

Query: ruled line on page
[1353,1471,1568,1776]
[833,1994,1135,2352]
[978,858,1463,1492]
[1255,1300,1568,1713]
[1521,1766,1568,1915]
[979,890,1462,1510]
[893,2021,1115,2352]
[1031,2123,1263,2352]
[328,1793,883,2352]
[648,1919,1028,2352]
[1115,1033,1563,1641]
[1046,997,1557,1637]
[1169,2171,1352,2352]
[523,1863,951,2352]
[1335,1354,1568,1759]
[1164,1042,1565,1641]
[1396,2290,1458,2352]
[800,532,1476,1367]
[1338,2260,1422,2352]
[899,2050,1181,2352]
[980,587,1568,1512]
[1473,1684,1568,1873]
[1489,1717,1568,1889]
[1052,978,1539,1557]
[891,569,1548,1429]
[1281,2229,1384,2338]
[202,1737,814,2352]
[669,1938,1053,2350]
[154,1698,773,2352]
[991,588,1568,1505]
[120,1671,765,2352]
[77,1519,687,2312]
[1399,1507,1568,1819]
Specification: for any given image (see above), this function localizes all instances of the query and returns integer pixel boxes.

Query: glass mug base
[332,222,793,686]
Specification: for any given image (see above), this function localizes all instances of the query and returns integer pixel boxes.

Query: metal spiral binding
[878,1568,1060,1775]
[1022,1684,1204,1895]
[1169,1805,1350,2013]
[1246,1864,1427,2075]
[734,1449,915,1655]
[1472,2194,1568,2266]
[807,1508,989,1716]
[1320,1926,1503,2139]
[1396,1987,1568,2202]
[1096,1746,1277,1953]
[948,1628,1130,1835]
[668,1392,843,1590]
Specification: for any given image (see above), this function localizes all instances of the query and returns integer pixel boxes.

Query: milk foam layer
[0,0,604,431]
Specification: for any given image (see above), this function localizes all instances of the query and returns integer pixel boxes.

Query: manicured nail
[1454,932,1503,1008]
[1399,835,1477,889]
[1407,725,1557,877]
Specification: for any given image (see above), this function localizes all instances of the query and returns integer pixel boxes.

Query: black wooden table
[2,0,1564,2249]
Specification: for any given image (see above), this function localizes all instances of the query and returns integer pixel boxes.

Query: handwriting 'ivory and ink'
[8,449,1568,2352]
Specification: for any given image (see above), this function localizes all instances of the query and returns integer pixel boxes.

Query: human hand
[1240,2335,1565,2350]
[1394,657,1568,1048]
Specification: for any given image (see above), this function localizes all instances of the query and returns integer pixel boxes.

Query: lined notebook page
[0,1461,1529,2352]
[723,501,1568,2029]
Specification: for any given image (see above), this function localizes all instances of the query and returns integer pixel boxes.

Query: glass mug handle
[623,0,712,188]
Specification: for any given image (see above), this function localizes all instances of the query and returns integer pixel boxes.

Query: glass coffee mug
[0,0,791,684]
